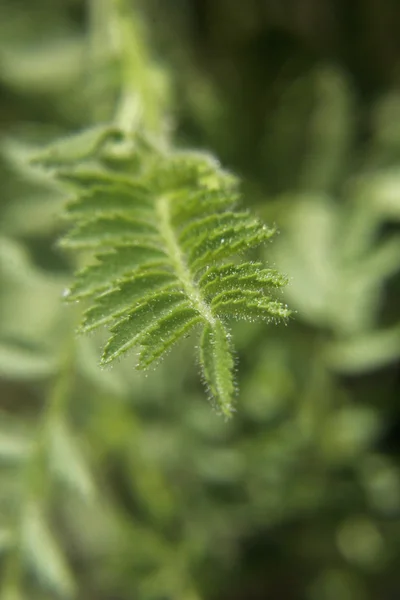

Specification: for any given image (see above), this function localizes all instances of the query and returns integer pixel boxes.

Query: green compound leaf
[60,215,160,248]
[65,185,153,218]
[199,263,288,298]
[66,245,169,299]
[188,221,275,273]
[48,133,290,416]
[102,291,187,363]
[81,270,177,331]
[137,307,203,369]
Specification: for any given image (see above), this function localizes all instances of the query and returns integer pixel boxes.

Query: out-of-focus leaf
[0,423,31,463]
[336,516,385,569]
[48,418,95,501]
[273,195,337,325]
[366,171,400,221]
[0,342,56,380]
[308,568,367,600]
[0,38,85,94]
[319,407,382,463]
[274,194,400,336]
[0,528,14,553]
[21,503,75,598]
[359,455,400,517]
[32,124,123,168]
[299,67,354,192]
[326,326,400,373]
[0,237,68,347]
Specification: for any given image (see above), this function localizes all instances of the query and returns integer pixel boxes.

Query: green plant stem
[110,0,162,133]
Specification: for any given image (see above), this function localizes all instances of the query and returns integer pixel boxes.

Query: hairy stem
[111,0,163,133]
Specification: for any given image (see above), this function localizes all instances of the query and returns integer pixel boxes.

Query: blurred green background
[0,1,400,599]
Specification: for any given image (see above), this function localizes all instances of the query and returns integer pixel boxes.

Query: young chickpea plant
[36,128,290,417]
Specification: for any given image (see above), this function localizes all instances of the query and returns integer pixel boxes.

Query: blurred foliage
[0,0,399,599]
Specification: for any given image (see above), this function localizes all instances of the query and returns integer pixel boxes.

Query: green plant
[35,126,289,417]
[1,1,400,599]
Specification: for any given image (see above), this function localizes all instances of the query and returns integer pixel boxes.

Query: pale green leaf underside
[53,137,290,415]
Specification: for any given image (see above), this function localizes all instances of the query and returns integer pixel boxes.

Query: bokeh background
[0,1,400,599]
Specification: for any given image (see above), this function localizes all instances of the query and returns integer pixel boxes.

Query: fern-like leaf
[42,137,290,416]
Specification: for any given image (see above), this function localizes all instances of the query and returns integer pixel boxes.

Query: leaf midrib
[156,195,215,325]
